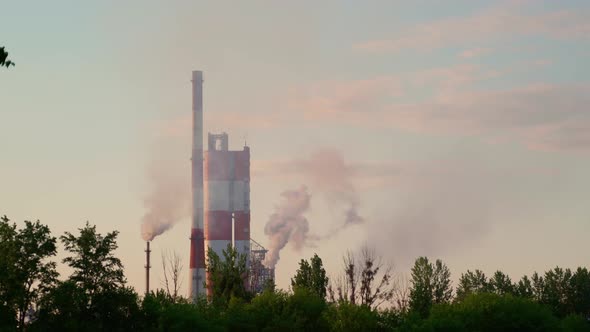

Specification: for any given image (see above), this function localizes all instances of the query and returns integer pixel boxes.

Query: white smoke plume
[262,149,365,267]
[264,186,316,269]
[140,145,190,242]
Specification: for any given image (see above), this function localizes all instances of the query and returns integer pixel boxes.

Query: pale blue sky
[2,0,589,294]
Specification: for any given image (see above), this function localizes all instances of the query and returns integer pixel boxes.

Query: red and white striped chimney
[204,133,251,297]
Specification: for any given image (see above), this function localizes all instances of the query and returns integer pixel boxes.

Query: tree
[456,269,490,301]
[392,274,411,313]
[0,215,18,328]
[409,257,433,317]
[531,272,546,301]
[328,246,395,308]
[206,244,249,305]
[432,259,453,304]
[34,222,139,331]
[161,250,184,302]
[409,257,452,317]
[1,47,14,67]
[516,275,534,298]
[569,267,590,318]
[489,270,514,295]
[61,222,125,293]
[541,267,573,317]
[291,253,328,299]
[0,216,58,331]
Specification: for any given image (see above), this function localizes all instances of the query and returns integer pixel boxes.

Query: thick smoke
[140,146,190,242]
[264,186,315,269]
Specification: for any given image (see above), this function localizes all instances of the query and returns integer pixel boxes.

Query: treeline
[1,216,590,331]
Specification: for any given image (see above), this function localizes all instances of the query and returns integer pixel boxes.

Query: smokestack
[145,241,151,294]
[189,70,206,299]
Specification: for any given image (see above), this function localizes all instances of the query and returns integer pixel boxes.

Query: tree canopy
[1,214,590,331]
[291,253,329,299]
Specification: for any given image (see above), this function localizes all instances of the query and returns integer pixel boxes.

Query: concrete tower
[189,70,206,299]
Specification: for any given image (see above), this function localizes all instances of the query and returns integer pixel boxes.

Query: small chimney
[145,241,151,294]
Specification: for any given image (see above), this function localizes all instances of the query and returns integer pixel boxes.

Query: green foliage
[560,314,590,332]
[541,267,573,317]
[456,269,490,301]
[422,293,560,332]
[61,222,125,292]
[489,270,515,295]
[516,275,534,298]
[158,302,222,332]
[569,267,590,318]
[409,257,452,317]
[249,288,290,330]
[0,47,15,68]
[323,302,380,332]
[0,216,57,331]
[206,243,250,306]
[286,287,329,331]
[246,287,329,331]
[432,259,453,304]
[291,254,329,299]
[32,222,136,331]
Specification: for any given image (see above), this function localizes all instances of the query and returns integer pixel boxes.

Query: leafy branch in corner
[1,47,15,68]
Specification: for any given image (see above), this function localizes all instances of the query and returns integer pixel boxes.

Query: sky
[1,0,590,296]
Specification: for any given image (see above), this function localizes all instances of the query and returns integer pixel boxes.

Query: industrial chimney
[145,241,151,294]
[189,71,206,299]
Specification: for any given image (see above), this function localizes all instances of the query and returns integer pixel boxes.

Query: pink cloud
[354,4,590,53]
[287,63,590,152]
[458,47,492,58]
[287,76,404,121]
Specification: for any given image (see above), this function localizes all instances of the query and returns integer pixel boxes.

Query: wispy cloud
[354,4,590,53]
[386,83,590,152]
[286,61,590,152]
[458,47,492,58]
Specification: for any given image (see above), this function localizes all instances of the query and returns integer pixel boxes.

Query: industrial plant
[187,70,274,300]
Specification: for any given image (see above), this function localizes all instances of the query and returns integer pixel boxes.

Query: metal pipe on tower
[189,71,206,299]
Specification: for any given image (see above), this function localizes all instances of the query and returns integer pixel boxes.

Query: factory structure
[188,70,274,300]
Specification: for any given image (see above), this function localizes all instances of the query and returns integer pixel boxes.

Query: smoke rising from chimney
[262,149,365,267]
[264,186,316,269]
[140,145,190,242]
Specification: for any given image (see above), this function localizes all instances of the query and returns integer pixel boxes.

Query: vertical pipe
[190,70,206,300]
[145,241,151,295]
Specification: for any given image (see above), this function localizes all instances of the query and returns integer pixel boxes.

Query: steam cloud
[140,147,190,242]
[264,186,315,269]
[263,149,365,268]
